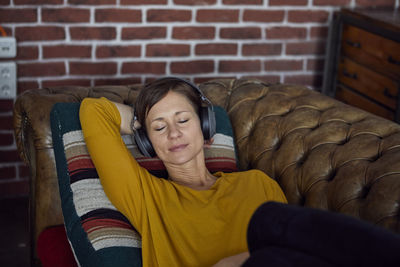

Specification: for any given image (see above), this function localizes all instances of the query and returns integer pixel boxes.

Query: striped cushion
[50,102,238,267]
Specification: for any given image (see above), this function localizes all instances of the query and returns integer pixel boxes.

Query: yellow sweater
[80,97,287,267]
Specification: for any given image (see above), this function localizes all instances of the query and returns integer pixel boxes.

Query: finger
[133,120,141,129]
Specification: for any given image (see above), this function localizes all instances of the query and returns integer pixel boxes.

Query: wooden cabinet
[323,8,400,122]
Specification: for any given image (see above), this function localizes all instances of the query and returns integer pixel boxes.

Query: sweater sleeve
[79,97,152,232]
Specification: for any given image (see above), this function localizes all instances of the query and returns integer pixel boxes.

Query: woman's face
[145,90,204,166]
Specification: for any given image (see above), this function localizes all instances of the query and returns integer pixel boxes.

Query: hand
[204,137,214,148]
[113,101,141,135]
[132,119,141,130]
[212,252,250,267]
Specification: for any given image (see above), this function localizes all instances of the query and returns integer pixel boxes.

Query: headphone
[133,77,216,158]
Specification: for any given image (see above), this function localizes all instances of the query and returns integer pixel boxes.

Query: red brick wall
[0,0,398,197]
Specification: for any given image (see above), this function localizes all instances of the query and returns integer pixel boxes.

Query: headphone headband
[158,77,214,110]
[133,77,213,118]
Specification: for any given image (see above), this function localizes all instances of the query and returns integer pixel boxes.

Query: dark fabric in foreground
[244,202,400,267]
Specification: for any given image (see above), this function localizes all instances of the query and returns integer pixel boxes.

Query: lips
[168,144,188,152]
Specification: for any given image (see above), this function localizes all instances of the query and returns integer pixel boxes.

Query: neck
[165,154,216,190]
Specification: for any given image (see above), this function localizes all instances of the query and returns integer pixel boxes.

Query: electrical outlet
[0,62,17,99]
[0,37,17,58]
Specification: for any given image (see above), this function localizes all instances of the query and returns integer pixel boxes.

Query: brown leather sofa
[13,78,400,265]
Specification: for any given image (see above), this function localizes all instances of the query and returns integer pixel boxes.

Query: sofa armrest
[13,85,140,260]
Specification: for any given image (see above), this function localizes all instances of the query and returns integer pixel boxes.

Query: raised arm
[79,97,148,231]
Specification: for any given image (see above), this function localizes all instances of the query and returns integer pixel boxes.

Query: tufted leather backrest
[13,79,400,260]
[200,79,400,233]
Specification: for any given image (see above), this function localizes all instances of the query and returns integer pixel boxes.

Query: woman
[79,77,287,266]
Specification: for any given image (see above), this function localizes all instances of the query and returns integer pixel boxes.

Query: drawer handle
[388,56,400,66]
[342,70,358,79]
[384,88,397,99]
[345,39,361,48]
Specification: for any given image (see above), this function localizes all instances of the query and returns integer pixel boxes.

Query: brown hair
[135,77,202,130]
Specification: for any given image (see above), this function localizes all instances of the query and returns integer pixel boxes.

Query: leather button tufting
[327,169,337,182]
[360,185,371,199]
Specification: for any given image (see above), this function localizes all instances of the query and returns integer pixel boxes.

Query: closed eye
[155,126,166,131]
[178,119,189,124]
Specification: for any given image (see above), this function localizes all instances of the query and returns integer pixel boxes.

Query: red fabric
[82,218,133,233]
[37,225,78,267]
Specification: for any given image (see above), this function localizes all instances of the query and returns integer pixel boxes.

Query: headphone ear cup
[208,106,216,138]
[134,128,156,158]
[200,106,216,140]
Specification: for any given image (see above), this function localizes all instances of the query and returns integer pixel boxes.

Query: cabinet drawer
[336,85,394,121]
[341,24,400,79]
[337,57,398,110]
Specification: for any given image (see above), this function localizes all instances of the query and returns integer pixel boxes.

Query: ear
[204,137,214,148]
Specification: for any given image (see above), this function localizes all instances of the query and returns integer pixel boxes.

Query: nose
[167,124,182,139]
